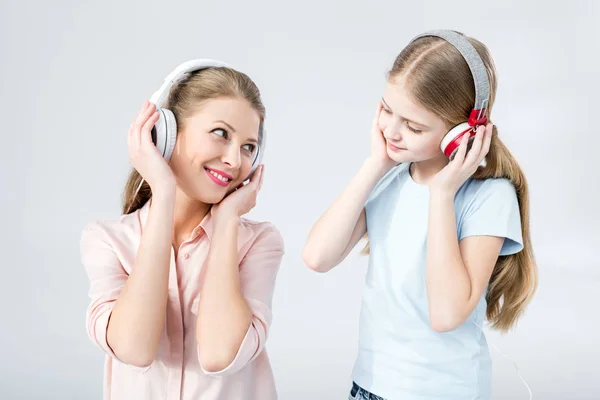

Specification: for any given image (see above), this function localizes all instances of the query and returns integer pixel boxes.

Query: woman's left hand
[430,122,493,195]
[213,165,265,222]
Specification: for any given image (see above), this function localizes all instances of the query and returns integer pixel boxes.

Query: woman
[80,60,284,400]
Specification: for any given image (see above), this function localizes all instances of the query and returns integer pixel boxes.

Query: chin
[386,148,413,164]
[180,182,228,205]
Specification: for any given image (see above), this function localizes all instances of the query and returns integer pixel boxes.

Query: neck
[172,186,211,244]
[410,155,449,184]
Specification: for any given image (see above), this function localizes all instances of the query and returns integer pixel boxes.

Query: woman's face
[169,96,261,204]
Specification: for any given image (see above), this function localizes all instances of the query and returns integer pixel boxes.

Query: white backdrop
[1,0,598,399]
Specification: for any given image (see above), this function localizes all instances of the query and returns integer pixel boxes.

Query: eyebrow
[381,97,429,129]
[215,120,258,144]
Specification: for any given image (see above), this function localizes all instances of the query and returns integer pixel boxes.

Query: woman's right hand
[367,101,397,175]
[127,100,176,194]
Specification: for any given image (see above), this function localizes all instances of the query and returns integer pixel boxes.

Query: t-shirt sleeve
[458,178,524,256]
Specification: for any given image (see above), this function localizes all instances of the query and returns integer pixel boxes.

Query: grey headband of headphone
[410,30,490,114]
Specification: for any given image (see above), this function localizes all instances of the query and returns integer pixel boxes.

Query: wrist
[429,186,455,202]
[213,210,240,229]
[151,179,176,198]
[152,186,176,203]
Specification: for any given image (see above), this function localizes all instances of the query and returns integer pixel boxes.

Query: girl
[80,60,284,400]
[303,30,537,399]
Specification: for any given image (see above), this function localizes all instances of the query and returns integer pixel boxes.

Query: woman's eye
[212,128,228,138]
[243,144,256,153]
[382,107,392,114]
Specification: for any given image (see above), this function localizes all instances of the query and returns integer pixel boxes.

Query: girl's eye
[212,128,228,138]
[406,122,422,134]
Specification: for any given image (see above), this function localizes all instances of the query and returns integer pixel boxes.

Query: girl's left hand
[430,123,493,195]
[213,165,265,222]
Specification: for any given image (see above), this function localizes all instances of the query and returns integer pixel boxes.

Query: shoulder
[458,177,517,205]
[455,177,521,227]
[80,211,141,248]
[367,163,410,204]
[378,162,410,190]
[239,218,285,253]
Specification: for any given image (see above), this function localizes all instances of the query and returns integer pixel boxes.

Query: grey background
[2,0,598,399]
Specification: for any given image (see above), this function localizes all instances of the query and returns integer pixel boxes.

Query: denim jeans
[348,381,386,400]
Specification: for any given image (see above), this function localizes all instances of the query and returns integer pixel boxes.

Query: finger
[482,124,493,155]
[127,122,134,150]
[135,100,149,118]
[250,165,262,185]
[465,125,485,165]
[134,101,155,130]
[453,130,471,164]
[258,165,265,190]
[134,100,149,124]
[133,103,156,146]
[141,111,160,145]
[253,165,264,191]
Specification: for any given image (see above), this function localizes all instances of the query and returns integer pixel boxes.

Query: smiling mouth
[204,167,232,187]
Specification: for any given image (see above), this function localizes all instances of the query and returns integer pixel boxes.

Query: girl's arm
[426,123,504,332]
[303,102,397,272]
[302,159,387,272]
[426,189,503,332]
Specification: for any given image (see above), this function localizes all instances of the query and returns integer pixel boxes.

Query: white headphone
[149,58,265,179]
[410,30,490,163]
[125,59,266,214]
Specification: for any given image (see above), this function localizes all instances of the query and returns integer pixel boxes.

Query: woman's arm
[195,166,284,375]
[196,213,253,372]
[104,100,176,366]
[105,189,175,367]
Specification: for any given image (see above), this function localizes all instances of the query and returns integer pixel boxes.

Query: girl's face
[378,77,450,164]
[169,96,261,204]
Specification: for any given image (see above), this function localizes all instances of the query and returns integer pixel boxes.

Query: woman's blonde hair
[122,67,265,214]
[362,32,537,332]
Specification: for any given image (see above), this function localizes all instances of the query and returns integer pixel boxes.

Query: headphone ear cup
[151,108,177,161]
[245,127,266,182]
[440,122,473,159]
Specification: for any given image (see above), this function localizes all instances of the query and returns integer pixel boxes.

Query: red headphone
[410,30,490,160]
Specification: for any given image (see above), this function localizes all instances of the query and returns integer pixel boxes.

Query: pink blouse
[80,201,284,400]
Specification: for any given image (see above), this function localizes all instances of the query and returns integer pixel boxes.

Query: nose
[222,143,241,170]
[383,118,403,142]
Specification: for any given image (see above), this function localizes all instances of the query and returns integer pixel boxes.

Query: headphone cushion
[152,108,177,161]
[161,109,177,161]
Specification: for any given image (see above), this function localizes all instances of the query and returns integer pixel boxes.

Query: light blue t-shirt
[351,163,523,400]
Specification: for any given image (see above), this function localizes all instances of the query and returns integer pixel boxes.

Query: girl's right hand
[127,100,176,194]
[367,101,398,175]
